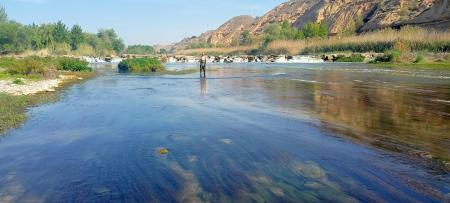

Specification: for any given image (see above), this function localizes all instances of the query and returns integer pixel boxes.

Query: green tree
[0,4,7,22]
[96,29,124,54]
[26,23,43,50]
[240,30,254,45]
[38,24,56,49]
[70,24,85,50]
[302,22,328,38]
[125,45,155,55]
[112,38,125,54]
[0,21,30,53]
[159,48,167,54]
[0,9,124,56]
[263,21,304,46]
[53,21,69,43]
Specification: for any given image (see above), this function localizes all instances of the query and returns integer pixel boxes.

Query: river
[0,63,449,202]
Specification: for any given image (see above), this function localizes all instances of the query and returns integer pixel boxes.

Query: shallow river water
[0,63,449,202]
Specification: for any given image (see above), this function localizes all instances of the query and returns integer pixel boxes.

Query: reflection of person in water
[200,53,207,78]
[200,78,208,95]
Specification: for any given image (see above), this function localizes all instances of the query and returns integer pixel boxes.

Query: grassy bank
[0,56,91,78]
[176,27,450,56]
[369,62,450,70]
[0,56,95,134]
[267,27,450,55]
[0,71,95,134]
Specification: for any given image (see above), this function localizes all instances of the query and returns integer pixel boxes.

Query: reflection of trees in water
[226,71,450,165]
[311,71,450,164]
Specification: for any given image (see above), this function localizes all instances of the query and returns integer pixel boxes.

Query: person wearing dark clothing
[200,53,207,78]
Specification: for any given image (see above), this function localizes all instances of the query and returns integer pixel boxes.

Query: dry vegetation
[267,27,450,55]
[177,45,258,55]
[176,27,450,57]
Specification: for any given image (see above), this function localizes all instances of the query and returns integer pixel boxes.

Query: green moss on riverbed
[0,92,58,133]
[0,71,95,134]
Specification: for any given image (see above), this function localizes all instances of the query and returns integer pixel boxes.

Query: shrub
[73,44,95,56]
[388,50,402,63]
[125,45,156,55]
[53,43,71,55]
[334,54,365,62]
[118,58,164,72]
[7,56,51,75]
[302,22,328,39]
[0,57,16,69]
[414,52,425,63]
[57,57,92,72]
[12,78,24,85]
[371,50,402,63]
[263,20,305,46]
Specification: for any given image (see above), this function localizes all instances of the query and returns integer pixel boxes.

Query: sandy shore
[0,75,82,96]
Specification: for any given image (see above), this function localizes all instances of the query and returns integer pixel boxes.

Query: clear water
[0,63,449,202]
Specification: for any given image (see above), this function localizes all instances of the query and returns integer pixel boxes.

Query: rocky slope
[173,0,449,51]
[172,15,255,51]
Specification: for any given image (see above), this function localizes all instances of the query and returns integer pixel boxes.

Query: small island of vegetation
[118,58,164,73]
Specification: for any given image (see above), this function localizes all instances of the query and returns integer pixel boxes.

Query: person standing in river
[200,53,207,78]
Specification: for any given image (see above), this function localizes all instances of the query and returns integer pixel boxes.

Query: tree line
[187,20,329,48]
[0,5,125,56]
[240,20,328,46]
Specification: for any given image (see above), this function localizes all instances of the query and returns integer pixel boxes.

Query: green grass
[0,57,92,79]
[0,72,43,81]
[369,62,450,70]
[334,54,365,62]
[0,92,59,134]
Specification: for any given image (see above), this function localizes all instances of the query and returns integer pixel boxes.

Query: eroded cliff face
[206,15,255,46]
[172,16,254,51]
[361,0,436,31]
[173,0,448,50]
[399,0,450,30]
[249,0,319,34]
[251,0,443,34]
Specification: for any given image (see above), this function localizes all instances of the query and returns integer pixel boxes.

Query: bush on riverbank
[0,56,91,79]
[57,57,91,72]
[334,54,365,62]
[0,71,95,134]
[118,58,164,72]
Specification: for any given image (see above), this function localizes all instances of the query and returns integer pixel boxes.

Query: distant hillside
[171,15,255,51]
[172,0,449,52]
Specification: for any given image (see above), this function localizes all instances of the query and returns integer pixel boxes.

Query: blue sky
[1,0,286,45]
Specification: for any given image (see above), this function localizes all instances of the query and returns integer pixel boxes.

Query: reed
[267,27,450,55]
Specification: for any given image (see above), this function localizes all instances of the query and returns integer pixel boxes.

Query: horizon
[1,0,286,46]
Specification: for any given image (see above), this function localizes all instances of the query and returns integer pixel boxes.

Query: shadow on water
[0,63,449,202]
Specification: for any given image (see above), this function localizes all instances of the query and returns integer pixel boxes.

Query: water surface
[0,63,449,202]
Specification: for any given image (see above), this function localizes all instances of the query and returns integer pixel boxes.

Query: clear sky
[1,0,286,45]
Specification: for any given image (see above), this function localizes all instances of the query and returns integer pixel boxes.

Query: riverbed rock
[158,148,169,155]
